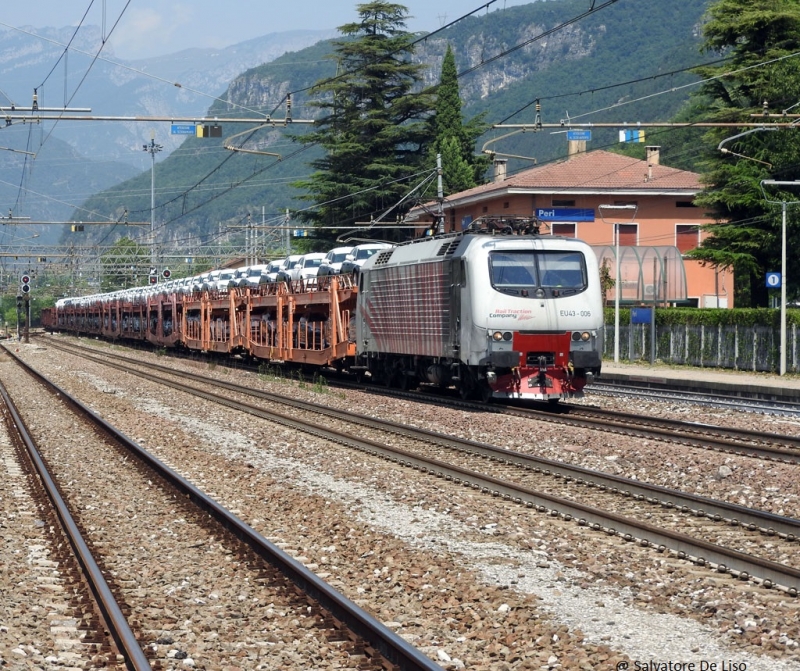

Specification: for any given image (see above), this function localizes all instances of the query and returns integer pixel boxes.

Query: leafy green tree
[685,0,800,307]
[292,2,435,241]
[430,45,489,194]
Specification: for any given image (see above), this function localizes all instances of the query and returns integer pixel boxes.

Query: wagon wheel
[458,371,475,400]
[382,362,397,388]
[399,369,418,391]
[479,382,494,404]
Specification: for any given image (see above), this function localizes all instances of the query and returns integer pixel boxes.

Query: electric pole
[143,135,163,268]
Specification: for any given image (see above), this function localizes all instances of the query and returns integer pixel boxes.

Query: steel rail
[4,347,443,671]
[0,379,152,671]
[35,341,800,594]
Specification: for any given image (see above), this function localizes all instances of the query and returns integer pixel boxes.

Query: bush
[603,307,800,328]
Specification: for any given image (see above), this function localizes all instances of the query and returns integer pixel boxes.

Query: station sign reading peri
[535,208,595,222]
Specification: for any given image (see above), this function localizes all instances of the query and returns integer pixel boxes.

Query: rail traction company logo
[489,308,533,320]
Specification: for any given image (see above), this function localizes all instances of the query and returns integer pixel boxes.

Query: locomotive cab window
[489,250,586,297]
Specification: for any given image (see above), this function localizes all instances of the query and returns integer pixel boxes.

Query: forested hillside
[73,0,712,247]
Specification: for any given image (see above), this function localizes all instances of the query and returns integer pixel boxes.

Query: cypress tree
[430,45,489,194]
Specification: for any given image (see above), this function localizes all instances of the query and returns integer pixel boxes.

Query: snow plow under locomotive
[42,218,603,402]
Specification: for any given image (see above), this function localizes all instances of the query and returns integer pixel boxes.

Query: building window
[676,224,700,252]
[503,201,510,209]
[676,201,697,208]
[615,223,638,246]
[551,223,576,238]
[552,199,575,207]
[482,206,488,213]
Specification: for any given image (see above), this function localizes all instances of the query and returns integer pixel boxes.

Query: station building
[409,147,729,308]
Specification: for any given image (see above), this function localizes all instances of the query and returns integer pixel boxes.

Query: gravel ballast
[4,338,800,670]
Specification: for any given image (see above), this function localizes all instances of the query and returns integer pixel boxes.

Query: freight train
[42,217,604,402]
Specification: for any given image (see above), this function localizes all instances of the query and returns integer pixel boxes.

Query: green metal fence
[604,323,789,373]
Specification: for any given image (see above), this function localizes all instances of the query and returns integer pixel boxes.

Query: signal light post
[15,295,22,342]
[19,273,31,343]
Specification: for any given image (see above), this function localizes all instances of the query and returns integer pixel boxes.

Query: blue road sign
[631,307,653,324]
[171,124,197,135]
[767,272,782,288]
[567,130,591,141]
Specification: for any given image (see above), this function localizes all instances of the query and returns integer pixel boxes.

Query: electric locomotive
[356,217,603,402]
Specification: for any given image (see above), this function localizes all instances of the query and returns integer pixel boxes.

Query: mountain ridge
[0,25,336,241]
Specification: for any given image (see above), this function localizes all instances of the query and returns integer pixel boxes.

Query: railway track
[1,344,443,671]
[507,402,800,463]
[61,334,800,464]
[0,379,146,670]
[350,380,800,464]
[27,338,800,595]
[589,380,800,416]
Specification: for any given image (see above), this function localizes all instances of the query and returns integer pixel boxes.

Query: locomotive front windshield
[489,250,587,296]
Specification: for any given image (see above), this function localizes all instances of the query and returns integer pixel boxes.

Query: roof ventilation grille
[436,240,459,257]
[374,250,394,266]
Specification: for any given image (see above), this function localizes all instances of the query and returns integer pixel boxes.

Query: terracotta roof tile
[449,149,701,201]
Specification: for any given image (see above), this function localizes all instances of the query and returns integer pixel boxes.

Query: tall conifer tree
[293,2,434,240]
[431,45,489,195]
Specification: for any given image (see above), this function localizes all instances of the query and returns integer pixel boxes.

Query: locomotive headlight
[503,331,512,341]
[572,331,591,342]
[492,331,504,341]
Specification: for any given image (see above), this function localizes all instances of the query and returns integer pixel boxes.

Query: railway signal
[162,268,171,279]
[20,273,30,294]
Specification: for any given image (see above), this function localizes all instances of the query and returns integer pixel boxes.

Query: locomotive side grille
[374,250,394,266]
[526,351,556,366]
[436,240,459,257]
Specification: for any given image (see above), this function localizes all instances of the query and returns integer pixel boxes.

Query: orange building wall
[441,192,731,307]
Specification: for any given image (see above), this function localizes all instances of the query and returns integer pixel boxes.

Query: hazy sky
[2,1,532,60]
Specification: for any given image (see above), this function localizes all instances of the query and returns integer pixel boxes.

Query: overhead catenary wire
[35,0,96,94]
[1,0,729,246]
[2,0,626,233]
[268,1,506,118]
[33,1,133,154]
[458,0,619,79]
